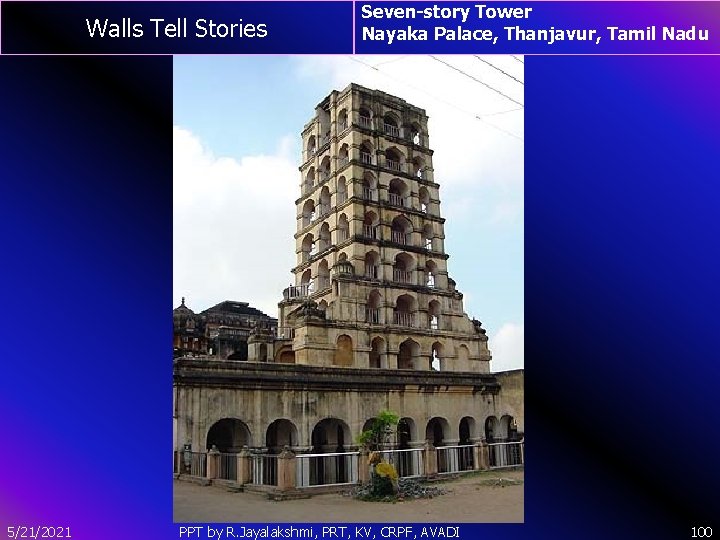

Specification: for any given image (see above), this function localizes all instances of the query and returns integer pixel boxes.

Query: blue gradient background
[2,24,720,540]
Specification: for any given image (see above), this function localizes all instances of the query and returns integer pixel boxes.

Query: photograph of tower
[173,57,524,522]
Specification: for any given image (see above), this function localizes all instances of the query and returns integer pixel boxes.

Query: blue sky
[173,55,524,370]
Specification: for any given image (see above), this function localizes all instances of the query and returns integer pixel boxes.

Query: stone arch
[301,199,316,228]
[305,167,315,190]
[388,178,409,207]
[360,140,373,165]
[206,418,251,452]
[393,252,415,284]
[499,415,519,441]
[428,300,441,330]
[337,108,348,131]
[336,176,347,204]
[364,250,380,279]
[425,417,450,447]
[394,294,417,328]
[319,155,331,181]
[362,171,377,199]
[266,419,299,453]
[363,210,379,240]
[317,259,330,291]
[457,344,470,369]
[257,343,268,362]
[390,215,412,245]
[398,417,417,447]
[301,233,314,262]
[275,345,296,364]
[459,416,477,443]
[306,135,316,157]
[431,341,444,371]
[334,334,354,366]
[310,417,352,484]
[337,213,349,242]
[318,222,331,252]
[338,143,350,166]
[319,186,331,216]
[369,336,385,368]
[398,337,421,369]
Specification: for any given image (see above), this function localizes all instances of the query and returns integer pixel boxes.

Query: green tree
[357,410,400,450]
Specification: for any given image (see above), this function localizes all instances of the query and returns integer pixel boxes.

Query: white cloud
[490,322,525,371]
[173,126,298,317]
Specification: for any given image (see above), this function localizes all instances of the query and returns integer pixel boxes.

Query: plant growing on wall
[357,409,400,450]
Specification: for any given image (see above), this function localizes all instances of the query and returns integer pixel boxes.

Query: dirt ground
[174,470,523,523]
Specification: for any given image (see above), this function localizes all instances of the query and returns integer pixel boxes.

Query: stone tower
[273,83,491,372]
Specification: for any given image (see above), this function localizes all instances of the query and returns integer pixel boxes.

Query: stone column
[358,449,370,484]
[277,446,297,492]
[476,440,490,470]
[207,446,220,480]
[444,439,460,473]
[237,447,252,485]
[423,440,437,478]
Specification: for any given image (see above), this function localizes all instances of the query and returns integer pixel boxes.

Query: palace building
[173,83,524,489]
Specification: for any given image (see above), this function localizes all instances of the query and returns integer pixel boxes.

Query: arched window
[317,260,330,291]
[300,269,314,295]
[358,107,372,128]
[336,176,347,205]
[334,335,354,366]
[319,186,331,217]
[338,144,349,168]
[305,167,315,191]
[413,156,426,179]
[431,342,443,371]
[383,113,399,137]
[337,213,349,242]
[398,338,420,369]
[419,187,431,213]
[360,141,373,165]
[363,172,377,201]
[317,222,331,253]
[394,294,416,327]
[307,136,316,158]
[337,109,348,132]
[370,337,385,368]
[428,300,441,330]
[385,147,402,172]
[363,211,379,239]
[391,216,412,245]
[302,199,316,228]
[389,178,409,207]
[426,260,438,287]
[301,233,314,262]
[393,252,415,284]
[364,250,380,279]
[422,223,433,250]
[319,156,331,182]
[366,290,382,324]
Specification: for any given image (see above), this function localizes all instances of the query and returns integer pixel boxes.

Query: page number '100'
[692,527,713,538]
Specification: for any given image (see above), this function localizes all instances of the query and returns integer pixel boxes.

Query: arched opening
[307,136,317,159]
[319,186,331,217]
[431,341,443,371]
[425,417,449,447]
[362,171,376,200]
[393,252,415,284]
[302,199,316,228]
[396,417,420,477]
[500,415,520,441]
[318,299,328,313]
[206,418,251,452]
[258,343,267,362]
[310,418,352,485]
[336,176,347,205]
[413,156,426,179]
[301,233,314,262]
[391,215,412,245]
[388,178,409,207]
[360,141,373,165]
[369,336,384,368]
[338,144,349,167]
[394,294,416,328]
[317,259,330,291]
[408,124,423,146]
[364,250,380,279]
[334,334,354,366]
[383,112,400,137]
[422,223,433,250]
[428,300,440,330]
[337,213,349,242]
[366,290,382,324]
[338,108,348,131]
[358,107,372,128]
[363,211,379,239]
[419,187,430,212]
[398,338,420,369]
[384,147,402,172]
[305,167,315,190]
[458,344,470,369]
[319,156,331,182]
[426,260,438,288]
[300,269,313,295]
[459,417,476,471]
[266,419,298,453]
[318,222,331,252]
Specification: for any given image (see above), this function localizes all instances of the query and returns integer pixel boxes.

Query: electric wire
[474,56,524,85]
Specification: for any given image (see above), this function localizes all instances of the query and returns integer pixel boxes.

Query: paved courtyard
[174,470,524,523]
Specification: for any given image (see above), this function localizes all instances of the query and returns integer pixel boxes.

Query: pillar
[277,446,297,492]
[237,447,252,485]
[423,440,437,477]
[207,446,220,480]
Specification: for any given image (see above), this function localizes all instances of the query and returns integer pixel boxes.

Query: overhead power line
[511,55,525,64]
[348,56,524,142]
[474,56,524,86]
[429,55,524,108]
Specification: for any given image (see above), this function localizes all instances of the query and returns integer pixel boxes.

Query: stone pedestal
[277,446,297,492]
[207,446,220,479]
[423,440,437,477]
[237,447,252,485]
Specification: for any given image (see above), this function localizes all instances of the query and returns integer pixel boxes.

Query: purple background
[1,3,719,540]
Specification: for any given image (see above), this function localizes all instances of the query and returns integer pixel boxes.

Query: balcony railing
[391,231,408,245]
[339,122,348,132]
[393,269,413,284]
[359,116,371,128]
[388,193,405,207]
[360,152,372,164]
[363,188,375,200]
[365,264,379,279]
[430,316,439,330]
[338,157,349,168]
[386,159,401,171]
[393,312,414,327]
[363,225,377,239]
[384,124,400,137]
[366,308,380,324]
[337,228,349,242]
[275,327,295,339]
[337,192,347,204]
[283,284,311,300]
